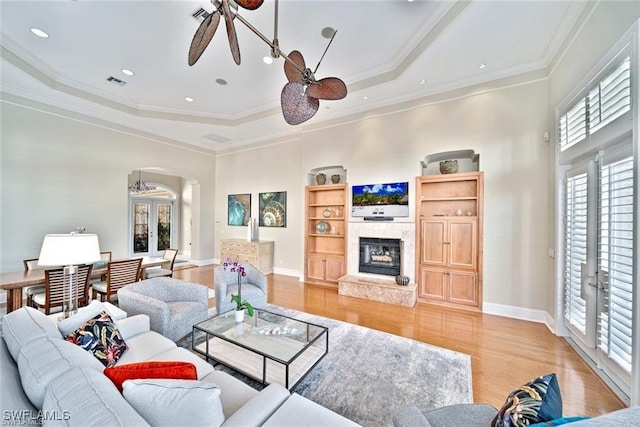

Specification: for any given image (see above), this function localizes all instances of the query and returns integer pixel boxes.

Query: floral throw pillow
[492,373,563,427]
[65,311,128,367]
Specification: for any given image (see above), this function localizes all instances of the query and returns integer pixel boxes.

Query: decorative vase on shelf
[316,173,326,185]
[331,174,341,184]
[395,275,410,286]
[439,159,458,174]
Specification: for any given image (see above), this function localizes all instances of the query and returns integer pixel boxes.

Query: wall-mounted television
[351,181,409,219]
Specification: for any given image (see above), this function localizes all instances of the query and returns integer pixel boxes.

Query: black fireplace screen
[359,237,401,276]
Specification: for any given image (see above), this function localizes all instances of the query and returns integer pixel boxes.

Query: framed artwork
[228,194,251,226]
[259,191,287,227]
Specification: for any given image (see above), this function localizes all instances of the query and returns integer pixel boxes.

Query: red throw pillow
[104,361,198,392]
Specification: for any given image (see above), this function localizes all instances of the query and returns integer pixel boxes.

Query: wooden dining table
[0,256,170,313]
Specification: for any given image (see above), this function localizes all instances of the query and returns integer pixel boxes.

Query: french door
[131,199,175,257]
[563,149,634,397]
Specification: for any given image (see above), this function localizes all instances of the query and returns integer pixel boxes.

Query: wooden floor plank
[174,266,626,417]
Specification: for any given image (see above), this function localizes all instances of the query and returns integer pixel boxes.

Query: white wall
[215,80,551,311]
[0,103,216,271]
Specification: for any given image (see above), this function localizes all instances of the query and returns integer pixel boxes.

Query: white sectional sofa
[1,304,359,426]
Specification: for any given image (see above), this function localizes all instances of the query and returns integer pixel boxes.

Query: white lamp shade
[38,234,101,266]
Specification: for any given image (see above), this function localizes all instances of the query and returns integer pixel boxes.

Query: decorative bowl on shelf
[322,209,332,218]
[439,159,458,174]
[316,221,330,234]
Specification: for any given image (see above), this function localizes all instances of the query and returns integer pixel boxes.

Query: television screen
[351,181,409,218]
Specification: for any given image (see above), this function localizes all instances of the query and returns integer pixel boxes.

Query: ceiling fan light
[263,56,273,64]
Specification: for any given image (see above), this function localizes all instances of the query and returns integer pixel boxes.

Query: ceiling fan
[187,0,347,125]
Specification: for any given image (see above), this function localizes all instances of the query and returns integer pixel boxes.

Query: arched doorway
[129,186,177,257]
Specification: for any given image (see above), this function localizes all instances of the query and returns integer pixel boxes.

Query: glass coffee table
[192,309,329,390]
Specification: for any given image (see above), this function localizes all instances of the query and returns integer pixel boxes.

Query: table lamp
[38,233,101,318]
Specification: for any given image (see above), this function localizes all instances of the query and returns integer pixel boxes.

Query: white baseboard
[272,267,300,277]
[483,301,554,331]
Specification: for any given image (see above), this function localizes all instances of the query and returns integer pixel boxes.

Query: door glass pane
[133,203,150,253]
[157,203,172,251]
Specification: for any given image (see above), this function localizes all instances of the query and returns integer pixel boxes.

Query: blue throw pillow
[531,416,590,426]
[492,373,563,427]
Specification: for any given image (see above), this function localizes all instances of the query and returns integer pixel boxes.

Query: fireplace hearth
[359,237,402,277]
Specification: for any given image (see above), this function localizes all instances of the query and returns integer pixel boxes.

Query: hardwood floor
[174,265,626,417]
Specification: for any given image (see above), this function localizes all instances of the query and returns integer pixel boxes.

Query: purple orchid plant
[223,258,254,316]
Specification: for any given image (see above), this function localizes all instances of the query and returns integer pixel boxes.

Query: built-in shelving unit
[304,183,348,288]
[415,171,484,311]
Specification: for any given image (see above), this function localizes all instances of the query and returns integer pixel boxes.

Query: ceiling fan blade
[284,50,306,83]
[235,0,264,10]
[307,77,347,100]
[281,82,319,125]
[222,0,241,65]
[188,11,221,66]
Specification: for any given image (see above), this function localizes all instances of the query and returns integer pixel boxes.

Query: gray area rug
[182,304,472,427]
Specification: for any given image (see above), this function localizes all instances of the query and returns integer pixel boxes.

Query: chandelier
[129,170,156,194]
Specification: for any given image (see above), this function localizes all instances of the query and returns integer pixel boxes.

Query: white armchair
[214,262,267,315]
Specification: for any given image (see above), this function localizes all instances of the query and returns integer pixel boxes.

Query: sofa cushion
[145,347,215,379]
[201,371,260,419]
[122,379,224,427]
[115,331,177,365]
[104,361,197,392]
[57,300,126,337]
[2,306,61,361]
[42,367,150,427]
[262,393,360,426]
[1,336,38,415]
[493,373,562,427]
[18,336,103,408]
[65,311,128,367]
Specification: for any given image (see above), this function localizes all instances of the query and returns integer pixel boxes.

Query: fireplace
[359,237,402,277]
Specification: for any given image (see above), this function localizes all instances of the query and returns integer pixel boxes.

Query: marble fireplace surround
[347,221,416,283]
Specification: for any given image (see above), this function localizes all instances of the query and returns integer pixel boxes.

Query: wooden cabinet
[220,239,274,274]
[304,184,348,288]
[416,172,483,310]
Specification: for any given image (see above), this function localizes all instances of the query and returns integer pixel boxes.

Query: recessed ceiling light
[420,79,426,85]
[321,27,336,39]
[363,95,369,100]
[184,97,194,102]
[30,27,49,38]
[216,78,228,86]
[121,69,134,76]
[263,56,273,65]
[478,63,487,69]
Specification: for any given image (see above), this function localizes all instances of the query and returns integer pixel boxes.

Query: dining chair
[32,264,93,315]
[92,258,142,302]
[91,251,112,284]
[23,258,47,308]
[144,248,179,279]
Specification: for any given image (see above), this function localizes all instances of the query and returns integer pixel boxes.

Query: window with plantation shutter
[559,98,587,151]
[563,172,588,334]
[598,156,634,374]
[559,55,631,152]
[590,57,631,134]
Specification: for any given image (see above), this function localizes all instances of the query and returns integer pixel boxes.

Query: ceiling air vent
[203,133,230,143]
[192,8,210,21]
[106,76,127,86]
